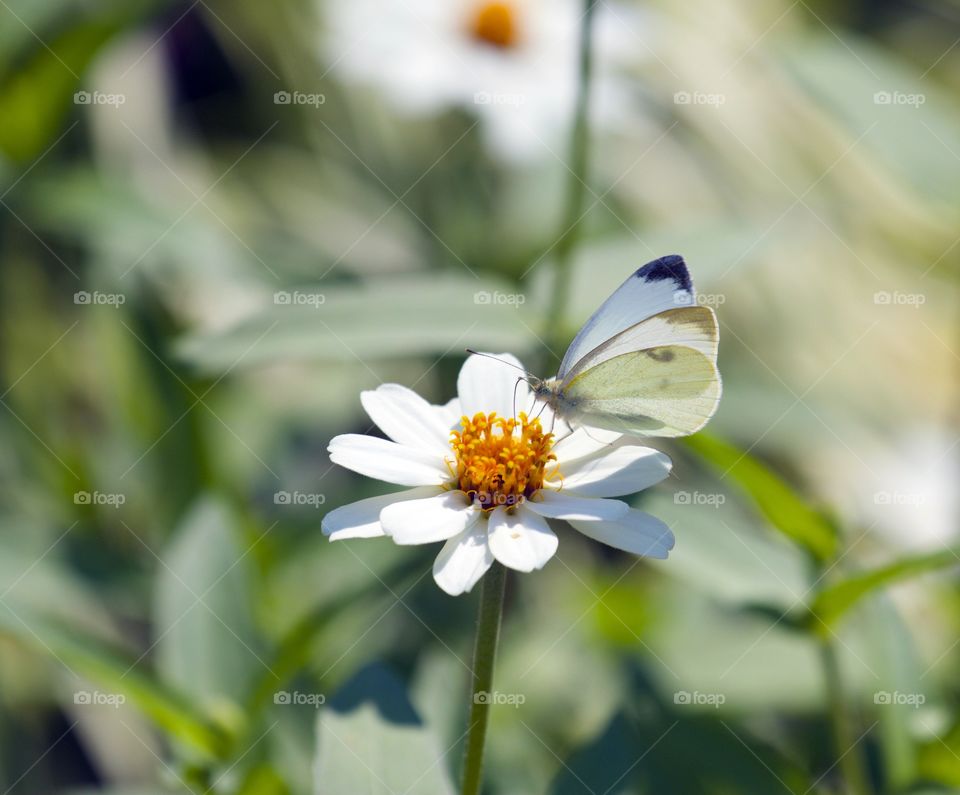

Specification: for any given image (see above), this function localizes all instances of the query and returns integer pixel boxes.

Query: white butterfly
[531,255,721,437]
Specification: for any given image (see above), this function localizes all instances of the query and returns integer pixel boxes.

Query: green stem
[461,562,507,795]
[818,609,872,795]
[543,0,598,363]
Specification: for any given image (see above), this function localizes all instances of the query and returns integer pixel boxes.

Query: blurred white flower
[323,0,638,159]
[861,427,960,553]
[322,352,674,595]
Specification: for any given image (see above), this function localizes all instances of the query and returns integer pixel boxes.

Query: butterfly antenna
[465,349,538,384]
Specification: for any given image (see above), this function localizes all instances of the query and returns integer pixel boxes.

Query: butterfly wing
[559,345,721,437]
[557,255,696,380]
[560,306,718,384]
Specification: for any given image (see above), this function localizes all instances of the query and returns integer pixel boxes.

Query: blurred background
[1,0,959,792]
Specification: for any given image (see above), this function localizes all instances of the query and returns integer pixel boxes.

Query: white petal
[380,490,478,545]
[322,486,442,541]
[487,505,558,572]
[360,384,453,454]
[551,426,623,463]
[432,521,494,596]
[570,509,676,559]
[328,434,450,487]
[437,396,463,427]
[457,352,531,420]
[524,490,628,521]
[553,446,672,497]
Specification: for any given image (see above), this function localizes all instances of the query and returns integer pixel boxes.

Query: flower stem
[461,562,507,795]
[819,633,872,795]
[544,0,598,362]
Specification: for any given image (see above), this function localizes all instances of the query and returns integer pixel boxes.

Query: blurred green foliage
[1,0,959,793]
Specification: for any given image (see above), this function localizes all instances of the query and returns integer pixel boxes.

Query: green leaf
[550,710,809,794]
[781,33,960,204]
[0,20,119,162]
[642,491,808,610]
[810,548,960,630]
[154,497,263,727]
[682,432,838,561]
[918,719,960,787]
[235,764,290,795]
[248,549,425,714]
[0,607,228,758]
[175,275,542,374]
[0,522,229,758]
[65,789,181,795]
[549,713,642,795]
[314,663,456,795]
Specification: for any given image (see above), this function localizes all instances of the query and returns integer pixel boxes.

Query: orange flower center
[449,412,555,511]
[469,2,520,49]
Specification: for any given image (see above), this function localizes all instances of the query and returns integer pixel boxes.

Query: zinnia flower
[322,0,637,160]
[322,353,675,595]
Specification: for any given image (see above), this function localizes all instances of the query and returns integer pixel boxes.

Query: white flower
[322,0,638,159]
[322,352,675,595]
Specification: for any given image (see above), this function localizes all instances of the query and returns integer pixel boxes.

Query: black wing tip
[634,255,692,292]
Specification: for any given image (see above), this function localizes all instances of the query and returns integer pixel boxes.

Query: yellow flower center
[449,412,556,511]
[469,2,520,49]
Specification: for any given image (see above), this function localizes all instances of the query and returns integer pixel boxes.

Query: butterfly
[530,255,720,437]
